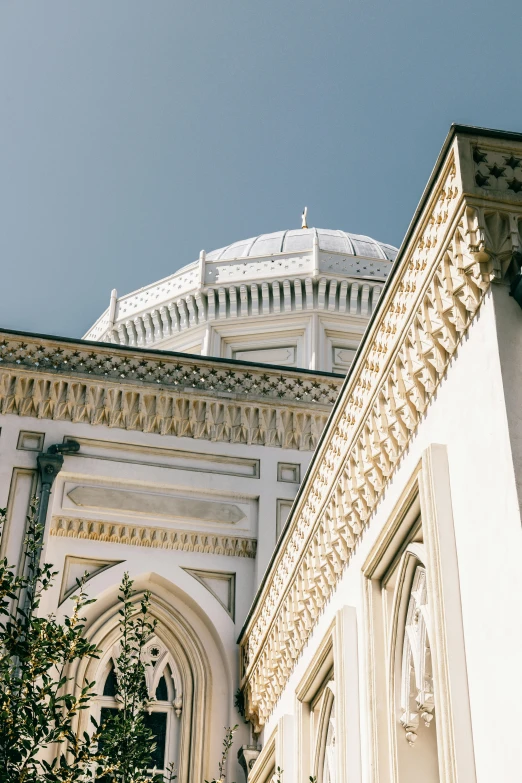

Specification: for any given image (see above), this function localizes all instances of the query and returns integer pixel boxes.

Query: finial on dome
[301,207,308,229]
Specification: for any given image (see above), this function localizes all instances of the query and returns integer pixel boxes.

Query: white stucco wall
[262,287,522,783]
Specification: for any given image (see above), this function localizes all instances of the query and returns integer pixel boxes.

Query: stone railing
[204,248,391,287]
[106,277,386,349]
[84,247,392,346]
[0,332,343,450]
[238,126,522,731]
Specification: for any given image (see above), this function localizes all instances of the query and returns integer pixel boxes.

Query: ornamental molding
[94,276,386,349]
[400,564,434,746]
[239,133,522,732]
[84,242,393,345]
[51,515,257,558]
[0,338,342,450]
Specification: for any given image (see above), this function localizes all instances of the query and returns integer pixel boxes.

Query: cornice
[84,242,394,344]
[239,129,522,731]
[88,273,388,349]
[51,516,257,558]
[0,333,342,450]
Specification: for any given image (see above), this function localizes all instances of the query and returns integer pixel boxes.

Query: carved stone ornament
[237,745,260,782]
[51,516,257,558]
[0,337,341,451]
[399,565,435,746]
[108,636,184,717]
[239,138,522,731]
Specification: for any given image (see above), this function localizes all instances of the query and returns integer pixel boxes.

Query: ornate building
[1,124,521,782]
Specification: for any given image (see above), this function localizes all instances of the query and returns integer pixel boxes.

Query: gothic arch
[388,543,439,783]
[95,635,184,772]
[69,574,230,783]
[313,681,336,783]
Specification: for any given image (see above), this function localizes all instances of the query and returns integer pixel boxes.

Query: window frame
[362,445,477,783]
[93,640,181,775]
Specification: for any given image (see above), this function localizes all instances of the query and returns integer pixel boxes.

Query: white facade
[1,124,522,783]
[0,341,342,782]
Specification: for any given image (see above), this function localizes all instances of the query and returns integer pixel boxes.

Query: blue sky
[1,0,522,337]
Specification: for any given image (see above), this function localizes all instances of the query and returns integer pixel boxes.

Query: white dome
[206,227,397,262]
[84,226,398,374]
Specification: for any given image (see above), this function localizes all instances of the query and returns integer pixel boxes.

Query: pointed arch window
[102,661,118,697]
[156,674,169,701]
[385,542,440,782]
[311,679,336,783]
[321,695,336,783]
[95,637,183,774]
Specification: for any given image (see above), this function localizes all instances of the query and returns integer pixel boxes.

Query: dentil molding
[51,516,257,559]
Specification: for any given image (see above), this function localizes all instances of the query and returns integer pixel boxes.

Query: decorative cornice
[100,276,387,349]
[0,336,340,404]
[239,132,522,732]
[51,516,257,559]
[0,335,342,450]
[84,243,393,345]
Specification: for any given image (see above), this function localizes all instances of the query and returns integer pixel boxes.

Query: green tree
[0,500,236,783]
[205,725,238,783]
[0,499,103,782]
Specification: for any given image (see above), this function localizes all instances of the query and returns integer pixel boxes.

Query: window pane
[100,706,119,725]
[155,675,169,701]
[97,707,120,783]
[102,664,118,697]
[98,707,120,755]
[144,711,168,770]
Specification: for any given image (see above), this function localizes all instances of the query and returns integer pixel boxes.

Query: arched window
[311,679,336,783]
[399,565,435,746]
[102,661,118,697]
[95,637,183,774]
[388,546,439,783]
[321,696,336,783]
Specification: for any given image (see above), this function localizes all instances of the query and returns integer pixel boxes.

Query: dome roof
[84,225,398,353]
[205,228,397,262]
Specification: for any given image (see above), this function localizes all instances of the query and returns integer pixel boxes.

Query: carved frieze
[51,516,257,558]
[472,143,522,195]
[0,338,340,404]
[0,338,341,450]
[239,136,522,731]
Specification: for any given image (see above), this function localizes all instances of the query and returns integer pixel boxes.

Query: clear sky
[1,0,521,338]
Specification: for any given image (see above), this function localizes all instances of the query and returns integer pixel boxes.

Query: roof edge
[0,325,344,378]
[236,121,515,642]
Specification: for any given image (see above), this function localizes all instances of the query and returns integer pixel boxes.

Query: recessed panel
[62,436,260,478]
[276,498,294,538]
[233,346,296,366]
[66,485,247,525]
[17,431,45,452]
[277,462,301,483]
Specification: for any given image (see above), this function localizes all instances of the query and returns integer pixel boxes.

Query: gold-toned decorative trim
[0,367,333,451]
[240,134,522,731]
[0,335,341,404]
[50,516,257,559]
